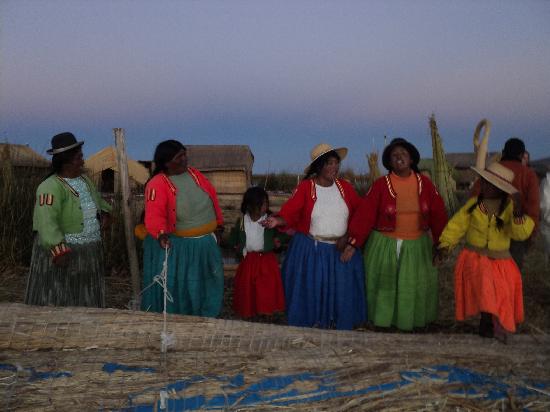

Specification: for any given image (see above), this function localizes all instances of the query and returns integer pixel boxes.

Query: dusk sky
[1,0,549,173]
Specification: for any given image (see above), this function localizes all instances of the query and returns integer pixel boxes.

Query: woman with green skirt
[141,140,224,316]
[345,138,448,330]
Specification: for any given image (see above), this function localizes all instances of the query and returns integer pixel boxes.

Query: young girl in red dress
[229,187,286,319]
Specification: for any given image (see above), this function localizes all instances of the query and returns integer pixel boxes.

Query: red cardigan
[278,178,361,235]
[144,168,224,239]
[348,173,448,248]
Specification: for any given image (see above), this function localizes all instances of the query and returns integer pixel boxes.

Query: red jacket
[278,178,361,235]
[144,168,224,239]
[348,173,448,248]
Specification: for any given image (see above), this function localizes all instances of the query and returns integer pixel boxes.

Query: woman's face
[260,198,268,215]
[480,178,503,199]
[390,145,412,174]
[166,149,188,175]
[319,156,340,181]
[67,148,85,174]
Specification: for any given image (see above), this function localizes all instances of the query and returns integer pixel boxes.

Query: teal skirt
[141,234,224,317]
[364,231,438,330]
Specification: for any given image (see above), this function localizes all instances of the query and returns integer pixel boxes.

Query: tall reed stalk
[429,114,459,215]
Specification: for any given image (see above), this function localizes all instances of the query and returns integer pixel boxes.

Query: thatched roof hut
[187,145,254,194]
[85,146,150,193]
[0,143,50,168]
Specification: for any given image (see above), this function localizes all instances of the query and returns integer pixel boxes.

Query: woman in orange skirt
[229,187,286,319]
[438,161,534,342]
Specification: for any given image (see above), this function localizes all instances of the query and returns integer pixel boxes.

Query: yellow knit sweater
[439,197,534,252]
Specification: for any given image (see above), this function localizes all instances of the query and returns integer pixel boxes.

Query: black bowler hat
[46,132,84,155]
[382,138,420,172]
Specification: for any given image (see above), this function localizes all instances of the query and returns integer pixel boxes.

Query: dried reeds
[366,151,381,188]
[1,304,549,411]
[429,114,459,215]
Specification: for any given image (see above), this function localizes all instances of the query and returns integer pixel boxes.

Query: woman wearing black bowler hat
[346,138,448,331]
[25,132,112,307]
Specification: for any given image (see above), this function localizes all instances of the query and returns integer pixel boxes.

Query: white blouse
[243,213,266,255]
[309,183,348,239]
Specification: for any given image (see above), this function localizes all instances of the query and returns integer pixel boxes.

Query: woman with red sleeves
[345,138,448,331]
[141,140,225,317]
[262,143,366,330]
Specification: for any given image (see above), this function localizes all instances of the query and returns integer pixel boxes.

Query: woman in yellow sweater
[438,161,534,342]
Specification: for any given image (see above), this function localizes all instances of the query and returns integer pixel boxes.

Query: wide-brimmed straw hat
[471,119,517,194]
[471,162,518,195]
[304,143,348,174]
[46,132,84,155]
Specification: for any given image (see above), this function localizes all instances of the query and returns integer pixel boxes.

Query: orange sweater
[386,173,422,240]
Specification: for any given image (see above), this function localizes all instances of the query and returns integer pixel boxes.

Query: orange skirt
[454,249,523,333]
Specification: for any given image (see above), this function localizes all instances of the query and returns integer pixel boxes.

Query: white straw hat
[304,143,347,174]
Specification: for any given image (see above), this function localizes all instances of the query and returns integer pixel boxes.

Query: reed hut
[0,143,50,169]
[186,145,254,194]
[85,146,149,193]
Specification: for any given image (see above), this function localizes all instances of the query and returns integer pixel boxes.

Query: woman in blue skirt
[141,140,224,317]
[262,143,366,329]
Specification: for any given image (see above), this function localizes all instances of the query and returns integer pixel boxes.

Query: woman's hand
[432,246,448,265]
[53,252,71,267]
[340,244,356,263]
[158,234,171,249]
[215,225,224,244]
[261,216,285,229]
[336,235,348,252]
[100,213,112,231]
[510,192,522,215]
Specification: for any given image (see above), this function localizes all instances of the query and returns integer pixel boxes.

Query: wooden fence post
[114,128,141,303]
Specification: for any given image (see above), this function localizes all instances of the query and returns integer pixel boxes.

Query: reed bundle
[429,114,459,215]
[1,303,548,411]
[366,151,381,188]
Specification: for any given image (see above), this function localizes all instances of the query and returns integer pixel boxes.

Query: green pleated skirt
[25,237,105,307]
[141,234,224,317]
[364,231,438,330]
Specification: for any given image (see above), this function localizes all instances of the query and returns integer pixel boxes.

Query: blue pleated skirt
[282,232,367,330]
[141,234,224,317]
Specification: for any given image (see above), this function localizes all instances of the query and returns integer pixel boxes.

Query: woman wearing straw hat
[438,144,534,342]
[141,140,224,316]
[346,138,448,331]
[262,143,366,330]
[26,132,112,307]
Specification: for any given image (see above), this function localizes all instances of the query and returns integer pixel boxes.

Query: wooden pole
[114,128,141,303]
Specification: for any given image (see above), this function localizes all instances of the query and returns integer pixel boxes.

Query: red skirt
[454,249,524,333]
[233,251,285,318]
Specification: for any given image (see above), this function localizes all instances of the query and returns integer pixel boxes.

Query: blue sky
[1,0,549,173]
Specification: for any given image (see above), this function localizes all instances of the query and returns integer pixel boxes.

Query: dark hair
[467,189,509,231]
[241,186,269,215]
[304,150,341,180]
[152,140,185,176]
[382,138,420,173]
[501,138,525,162]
